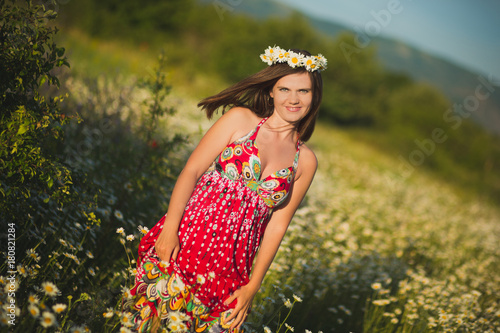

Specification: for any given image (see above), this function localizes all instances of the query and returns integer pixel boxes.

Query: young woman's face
[270,72,313,123]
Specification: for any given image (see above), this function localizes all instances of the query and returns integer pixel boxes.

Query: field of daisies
[1,11,499,333]
[2,64,499,332]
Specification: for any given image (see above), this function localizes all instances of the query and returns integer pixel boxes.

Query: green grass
[54,29,229,100]
[2,28,498,332]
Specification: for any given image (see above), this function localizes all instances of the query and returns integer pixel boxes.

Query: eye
[299,89,311,94]
[279,87,289,92]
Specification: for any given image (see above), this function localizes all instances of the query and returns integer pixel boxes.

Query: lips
[286,107,302,112]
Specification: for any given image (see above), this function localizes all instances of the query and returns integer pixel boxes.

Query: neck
[264,114,299,143]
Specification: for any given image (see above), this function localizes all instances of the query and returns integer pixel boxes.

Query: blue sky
[276,0,500,79]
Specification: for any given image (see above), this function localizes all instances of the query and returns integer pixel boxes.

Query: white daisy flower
[86,250,94,259]
[124,182,133,192]
[264,326,272,333]
[40,311,57,328]
[168,321,188,332]
[119,327,133,333]
[286,52,304,68]
[5,278,19,293]
[41,281,60,296]
[277,48,288,63]
[122,287,132,299]
[26,249,41,262]
[305,57,321,72]
[260,54,273,66]
[103,308,114,318]
[116,227,125,235]
[52,303,67,313]
[284,298,292,308]
[264,45,279,61]
[114,210,124,220]
[28,294,39,304]
[17,265,27,277]
[137,225,149,235]
[292,294,302,302]
[121,312,133,327]
[71,326,86,333]
[168,310,184,324]
[196,274,206,285]
[126,234,135,241]
[284,323,294,332]
[316,53,328,68]
[372,299,391,306]
[28,304,40,317]
[160,260,171,268]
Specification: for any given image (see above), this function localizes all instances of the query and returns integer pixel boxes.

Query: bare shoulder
[296,143,318,180]
[221,107,262,140]
[223,106,260,123]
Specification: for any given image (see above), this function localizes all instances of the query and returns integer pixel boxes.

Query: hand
[223,283,259,330]
[154,224,180,263]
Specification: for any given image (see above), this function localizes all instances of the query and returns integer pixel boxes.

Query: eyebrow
[276,86,312,90]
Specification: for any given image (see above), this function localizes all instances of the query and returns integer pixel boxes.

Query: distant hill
[215,0,500,135]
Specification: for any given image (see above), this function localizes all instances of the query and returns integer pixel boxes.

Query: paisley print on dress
[213,117,300,208]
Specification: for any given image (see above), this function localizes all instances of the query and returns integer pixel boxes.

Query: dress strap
[249,117,269,140]
[292,139,301,171]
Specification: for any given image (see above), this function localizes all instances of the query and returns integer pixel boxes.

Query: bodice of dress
[206,116,301,208]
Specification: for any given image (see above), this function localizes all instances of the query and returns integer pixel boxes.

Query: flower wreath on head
[260,45,327,72]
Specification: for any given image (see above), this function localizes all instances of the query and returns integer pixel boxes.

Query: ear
[269,90,274,99]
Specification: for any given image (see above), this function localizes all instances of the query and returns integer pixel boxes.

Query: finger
[163,247,171,261]
[162,251,172,263]
[225,306,239,322]
[224,292,238,307]
[230,309,246,329]
[156,245,172,263]
[171,246,180,261]
[227,301,248,324]
[226,300,246,323]
[236,317,246,330]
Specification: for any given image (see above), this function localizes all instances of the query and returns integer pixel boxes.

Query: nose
[289,92,299,104]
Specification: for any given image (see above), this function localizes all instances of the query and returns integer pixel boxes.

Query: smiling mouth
[286,107,301,112]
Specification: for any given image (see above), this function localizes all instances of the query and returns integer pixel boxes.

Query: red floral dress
[128,117,300,332]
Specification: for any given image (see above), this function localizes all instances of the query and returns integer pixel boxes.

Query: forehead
[275,72,312,88]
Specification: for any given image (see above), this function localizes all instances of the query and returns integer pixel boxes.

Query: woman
[127,46,326,332]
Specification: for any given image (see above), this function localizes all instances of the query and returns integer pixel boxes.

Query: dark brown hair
[197,49,323,142]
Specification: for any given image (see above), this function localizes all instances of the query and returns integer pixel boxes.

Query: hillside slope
[230,0,500,135]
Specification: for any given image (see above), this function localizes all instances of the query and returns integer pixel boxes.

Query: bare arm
[225,146,318,328]
[154,107,258,262]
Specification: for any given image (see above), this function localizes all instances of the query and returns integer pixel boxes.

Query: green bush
[0,2,187,330]
[0,0,75,222]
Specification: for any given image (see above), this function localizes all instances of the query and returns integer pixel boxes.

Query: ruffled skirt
[124,249,239,333]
